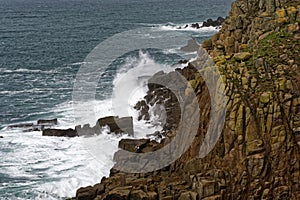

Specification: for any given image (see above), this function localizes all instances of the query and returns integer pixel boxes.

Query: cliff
[73,0,300,199]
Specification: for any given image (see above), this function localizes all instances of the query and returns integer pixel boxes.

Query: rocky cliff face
[73,0,300,199]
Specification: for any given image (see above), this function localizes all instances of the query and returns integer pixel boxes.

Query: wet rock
[191,23,200,29]
[37,118,58,125]
[118,138,150,152]
[42,128,78,137]
[202,17,225,27]
[98,116,134,136]
[134,100,150,121]
[178,59,189,64]
[8,123,34,128]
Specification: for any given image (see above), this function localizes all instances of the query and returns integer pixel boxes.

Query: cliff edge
[73,0,300,199]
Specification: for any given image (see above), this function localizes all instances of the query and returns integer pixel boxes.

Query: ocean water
[0,0,233,199]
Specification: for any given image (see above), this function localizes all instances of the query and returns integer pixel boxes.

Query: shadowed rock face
[72,0,300,199]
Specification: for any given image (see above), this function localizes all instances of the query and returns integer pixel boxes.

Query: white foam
[0,68,57,74]
[0,128,120,199]
[0,50,189,199]
[156,22,220,33]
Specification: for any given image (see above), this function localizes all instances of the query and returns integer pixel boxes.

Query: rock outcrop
[73,0,300,199]
[41,116,134,137]
[8,118,58,132]
[179,17,225,30]
[202,17,225,27]
[42,128,78,137]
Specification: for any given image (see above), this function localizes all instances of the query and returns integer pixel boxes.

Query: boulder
[42,128,78,137]
[97,116,134,136]
[0,136,3,138]
[37,118,58,125]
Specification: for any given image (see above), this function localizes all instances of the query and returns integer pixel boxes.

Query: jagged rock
[42,128,78,137]
[134,100,150,121]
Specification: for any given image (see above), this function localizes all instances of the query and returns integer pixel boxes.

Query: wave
[157,23,220,32]
[0,50,192,199]
[0,68,57,74]
[137,21,220,33]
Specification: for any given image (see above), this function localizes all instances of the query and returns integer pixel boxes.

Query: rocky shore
[70,0,300,199]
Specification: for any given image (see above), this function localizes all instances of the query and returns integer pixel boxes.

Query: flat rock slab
[42,128,78,137]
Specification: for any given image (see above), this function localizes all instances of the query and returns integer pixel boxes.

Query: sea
[0,0,233,199]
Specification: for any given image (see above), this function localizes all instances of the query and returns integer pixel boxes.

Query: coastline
[71,0,300,199]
